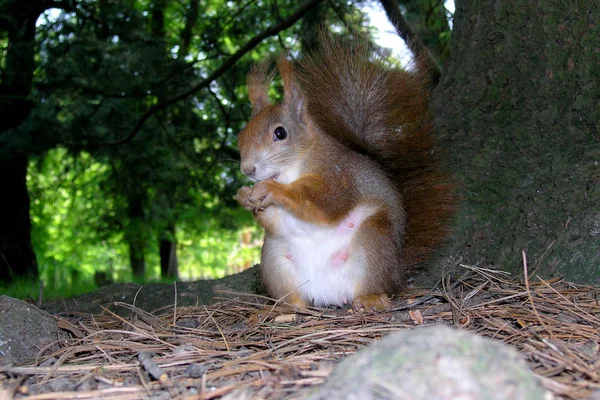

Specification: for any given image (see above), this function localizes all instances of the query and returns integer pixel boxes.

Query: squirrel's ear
[278,56,306,121]
[247,62,274,116]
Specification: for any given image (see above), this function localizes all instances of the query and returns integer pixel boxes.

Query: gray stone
[305,325,550,400]
[0,296,65,364]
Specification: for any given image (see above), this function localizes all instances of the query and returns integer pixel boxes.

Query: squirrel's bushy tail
[297,34,455,271]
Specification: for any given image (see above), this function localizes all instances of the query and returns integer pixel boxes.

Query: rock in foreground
[0,296,65,364]
[305,325,549,400]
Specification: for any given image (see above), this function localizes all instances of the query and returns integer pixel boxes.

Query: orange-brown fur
[235,34,454,310]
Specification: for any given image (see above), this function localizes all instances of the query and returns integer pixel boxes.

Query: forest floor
[1,265,599,399]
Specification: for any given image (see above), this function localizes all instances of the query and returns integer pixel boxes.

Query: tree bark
[159,222,178,280]
[150,0,166,47]
[0,1,44,282]
[379,0,441,80]
[430,0,600,283]
[151,0,180,280]
[126,192,146,279]
[0,157,38,282]
[177,0,199,59]
[395,0,451,65]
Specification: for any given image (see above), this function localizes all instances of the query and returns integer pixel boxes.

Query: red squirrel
[235,35,454,312]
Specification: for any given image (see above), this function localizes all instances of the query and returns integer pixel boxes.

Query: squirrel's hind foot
[352,293,391,313]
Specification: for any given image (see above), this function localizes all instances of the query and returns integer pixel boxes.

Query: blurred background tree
[0,0,453,299]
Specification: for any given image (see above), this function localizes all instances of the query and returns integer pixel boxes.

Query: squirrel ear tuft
[247,61,274,116]
[278,56,306,121]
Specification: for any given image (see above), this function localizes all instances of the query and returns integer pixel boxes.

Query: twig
[132,286,144,308]
[204,305,230,352]
[173,281,177,326]
[522,250,554,339]
[138,352,169,384]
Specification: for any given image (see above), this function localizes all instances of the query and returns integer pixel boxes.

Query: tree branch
[100,0,325,147]
[379,0,441,82]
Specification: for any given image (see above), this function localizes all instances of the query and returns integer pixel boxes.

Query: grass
[0,274,187,303]
[0,276,98,303]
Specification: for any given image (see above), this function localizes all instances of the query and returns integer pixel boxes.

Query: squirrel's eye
[273,126,288,141]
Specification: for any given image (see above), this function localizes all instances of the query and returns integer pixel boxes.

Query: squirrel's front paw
[249,180,277,211]
[235,186,254,211]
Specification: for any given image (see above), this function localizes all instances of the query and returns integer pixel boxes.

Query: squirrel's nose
[241,164,256,177]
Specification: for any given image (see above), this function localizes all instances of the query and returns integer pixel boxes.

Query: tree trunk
[395,0,451,64]
[178,0,199,59]
[150,0,166,45]
[430,0,600,283]
[379,0,441,79]
[150,0,180,280]
[0,157,38,282]
[159,222,178,280]
[126,193,146,279]
[0,1,43,283]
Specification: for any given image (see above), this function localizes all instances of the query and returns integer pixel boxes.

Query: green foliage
[28,148,130,286]
[178,224,262,280]
[0,31,6,70]
[1,0,452,296]
[27,147,262,295]
[25,0,272,286]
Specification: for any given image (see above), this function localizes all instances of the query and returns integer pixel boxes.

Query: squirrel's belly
[279,204,378,307]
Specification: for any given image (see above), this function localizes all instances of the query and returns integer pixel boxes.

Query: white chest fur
[263,204,377,307]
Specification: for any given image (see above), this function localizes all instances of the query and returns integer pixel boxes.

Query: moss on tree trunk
[431,0,600,282]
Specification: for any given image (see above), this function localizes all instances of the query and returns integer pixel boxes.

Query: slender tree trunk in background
[126,193,146,279]
[96,0,153,280]
[0,1,43,283]
[177,0,199,59]
[379,0,441,79]
[128,241,146,279]
[430,0,600,283]
[151,0,181,280]
[151,0,166,44]
[395,0,451,64]
[159,222,178,280]
[98,0,111,40]
[299,0,327,53]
